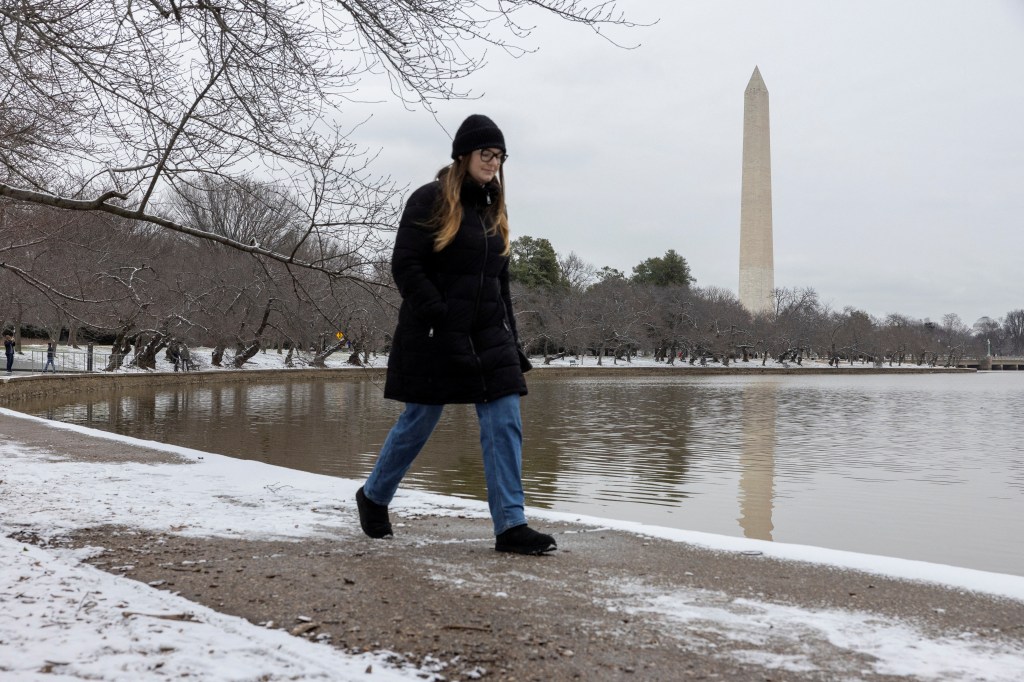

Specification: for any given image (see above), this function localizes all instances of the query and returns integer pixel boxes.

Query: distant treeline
[1,206,1020,370]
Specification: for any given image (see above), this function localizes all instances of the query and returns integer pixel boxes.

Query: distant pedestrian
[44,340,57,373]
[3,332,14,374]
[355,114,555,556]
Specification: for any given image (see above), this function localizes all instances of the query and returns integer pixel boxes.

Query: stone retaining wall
[0,364,971,405]
[0,369,386,405]
[527,365,972,379]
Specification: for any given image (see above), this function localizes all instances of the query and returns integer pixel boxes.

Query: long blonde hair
[431,157,510,255]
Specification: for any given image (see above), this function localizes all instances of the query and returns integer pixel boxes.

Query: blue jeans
[363,394,527,535]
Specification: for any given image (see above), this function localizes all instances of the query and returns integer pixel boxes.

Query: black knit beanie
[451,114,505,159]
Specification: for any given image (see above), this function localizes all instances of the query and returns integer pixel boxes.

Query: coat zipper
[474,210,487,321]
[474,189,490,321]
[473,205,489,400]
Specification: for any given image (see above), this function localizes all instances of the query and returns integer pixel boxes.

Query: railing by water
[21,348,112,374]
[958,357,1024,370]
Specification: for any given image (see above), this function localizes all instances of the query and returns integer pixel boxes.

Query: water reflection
[526,378,695,511]
[18,372,1024,576]
[739,382,776,540]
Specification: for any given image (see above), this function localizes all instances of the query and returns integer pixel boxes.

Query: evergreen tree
[594,266,626,284]
[630,249,695,287]
[510,236,565,289]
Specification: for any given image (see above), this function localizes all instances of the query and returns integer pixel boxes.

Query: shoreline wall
[0,369,385,405]
[0,365,972,405]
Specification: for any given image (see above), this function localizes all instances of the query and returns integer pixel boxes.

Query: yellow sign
[335,331,345,341]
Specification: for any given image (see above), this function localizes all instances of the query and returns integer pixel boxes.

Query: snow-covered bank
[6,342,966,376]
[0,411,431,681]
[0,537,420,682]
[2,407,1023,681]
[4,343,390,375]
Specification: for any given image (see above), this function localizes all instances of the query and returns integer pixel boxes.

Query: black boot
[356,486,393,539]
[495,525,557,555]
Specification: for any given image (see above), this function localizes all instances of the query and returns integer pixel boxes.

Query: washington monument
[738,66,774,315]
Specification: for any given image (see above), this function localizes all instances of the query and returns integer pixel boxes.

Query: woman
[356,114,556,555]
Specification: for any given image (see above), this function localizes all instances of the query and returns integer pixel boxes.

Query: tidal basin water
[24,372,1024,576]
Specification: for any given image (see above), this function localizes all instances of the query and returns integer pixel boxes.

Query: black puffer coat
[384,178,527,405]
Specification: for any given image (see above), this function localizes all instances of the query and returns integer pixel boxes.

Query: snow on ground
[0,536,420,682]
[2,408,1024,681]
[604,579,1024,681]
[7,341,939,376]
[8,343,390,375]
[0,416,433,680]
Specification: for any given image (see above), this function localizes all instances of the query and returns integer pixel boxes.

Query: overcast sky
[355,1,1023,326]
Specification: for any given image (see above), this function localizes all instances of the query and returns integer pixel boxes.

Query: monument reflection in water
[22,372,1024,576]
[739,382,776,541]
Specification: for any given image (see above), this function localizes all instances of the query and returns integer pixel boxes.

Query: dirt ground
[48,516,1023,682]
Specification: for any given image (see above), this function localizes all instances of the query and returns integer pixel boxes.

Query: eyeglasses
[478,149,508,164]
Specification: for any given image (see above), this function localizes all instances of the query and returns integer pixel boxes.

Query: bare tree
[937,312,971,367]
[0,202,164,358]
[638,284,696,364]
[766,287,822,364]
[558,251,597,293]
[1003,310,1024,355]
[580,277,645,365]
[833,308,878,364]
[879,313,918,365]
[0,0,635,291]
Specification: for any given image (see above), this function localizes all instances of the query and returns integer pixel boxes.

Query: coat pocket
[517,346,533,373]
